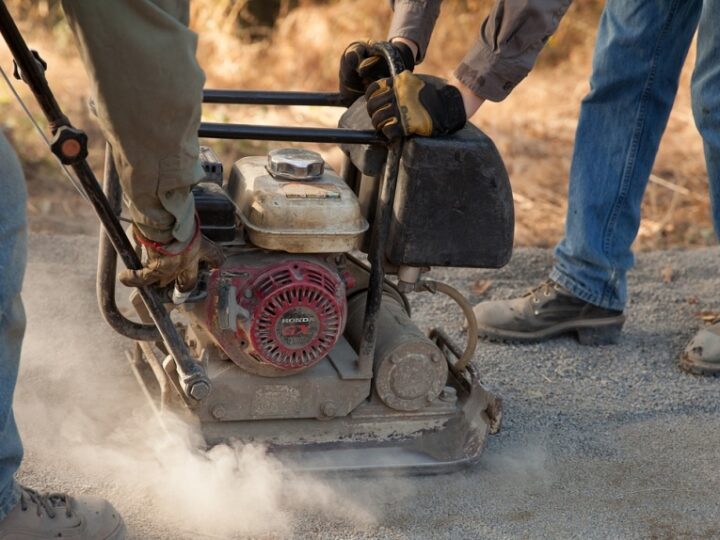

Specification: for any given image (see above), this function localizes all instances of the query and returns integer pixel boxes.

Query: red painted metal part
[204,257,346,375]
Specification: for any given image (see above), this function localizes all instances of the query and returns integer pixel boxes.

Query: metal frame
[0,4,504,474]
[199,121,385,145]
[97,143,160,342]
[0,2,426,427]
[203,89,346,107]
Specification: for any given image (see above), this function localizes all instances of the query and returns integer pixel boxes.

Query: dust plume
[46,409,374,538]
[483,442,550,488]
[12,246,382,538]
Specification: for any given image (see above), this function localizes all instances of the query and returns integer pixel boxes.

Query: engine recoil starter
[202,255,347,377]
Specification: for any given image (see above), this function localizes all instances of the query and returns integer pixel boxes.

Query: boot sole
[477,315,626,346]
[679,354,720,376]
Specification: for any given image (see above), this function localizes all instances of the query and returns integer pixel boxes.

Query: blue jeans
[550,0,720,311]
[0,132,27,521]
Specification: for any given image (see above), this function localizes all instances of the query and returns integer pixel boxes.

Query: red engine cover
[204,256,346,376]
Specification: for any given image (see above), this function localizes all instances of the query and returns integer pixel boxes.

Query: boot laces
[524,279,558,303]
[19,486,73,519]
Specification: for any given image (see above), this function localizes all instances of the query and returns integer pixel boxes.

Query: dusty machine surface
[94,48,514,474]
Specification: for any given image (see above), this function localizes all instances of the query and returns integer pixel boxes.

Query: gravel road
[13,234,720,539]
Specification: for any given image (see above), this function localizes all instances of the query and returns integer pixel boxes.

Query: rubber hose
[419,280,478,374]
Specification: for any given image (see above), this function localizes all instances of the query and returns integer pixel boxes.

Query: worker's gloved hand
[339,40,415,106]
[119,220,224,293]
[366,72,467,140]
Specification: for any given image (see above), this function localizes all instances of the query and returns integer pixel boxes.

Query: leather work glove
[339,40,416,106]
[119,220,224,293]
[366,72,467,140]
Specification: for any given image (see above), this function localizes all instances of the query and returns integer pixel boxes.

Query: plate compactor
[0,9,514,473]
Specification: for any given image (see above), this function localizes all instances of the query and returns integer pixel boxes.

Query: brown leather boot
[473,279,625,344]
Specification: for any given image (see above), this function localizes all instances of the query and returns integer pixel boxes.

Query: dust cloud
[482,442,550,489]
[48,410,374,538]
[12,255,382,538]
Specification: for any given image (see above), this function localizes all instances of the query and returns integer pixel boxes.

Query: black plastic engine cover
[339,98,514,269]
[192,182,236,242]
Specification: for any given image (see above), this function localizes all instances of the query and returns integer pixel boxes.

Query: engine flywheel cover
[203,256,347,376]
[201,253,347,377]
[250,264,344,370]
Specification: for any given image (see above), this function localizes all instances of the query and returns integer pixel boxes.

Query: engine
[188,148,366,378]
[118,110,505,462]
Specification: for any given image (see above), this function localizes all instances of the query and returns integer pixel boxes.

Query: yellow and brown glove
[119,217,225,293]
[366,72,467,140]
[339,40,416,106]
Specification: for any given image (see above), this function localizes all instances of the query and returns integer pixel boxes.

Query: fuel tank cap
[267,148,325,181]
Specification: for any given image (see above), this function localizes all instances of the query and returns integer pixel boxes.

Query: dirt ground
[14,233,720,539]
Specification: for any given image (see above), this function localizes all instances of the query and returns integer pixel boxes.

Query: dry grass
[0,0,713,249]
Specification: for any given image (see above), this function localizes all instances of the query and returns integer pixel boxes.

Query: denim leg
[551,0,702,311]
[692,0,720,236]
[0,131,27,521]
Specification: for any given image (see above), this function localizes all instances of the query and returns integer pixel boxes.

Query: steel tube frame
[203,89,345,107]
[353,42,405,375]
[199,123,384,145]
[97,143,161,342]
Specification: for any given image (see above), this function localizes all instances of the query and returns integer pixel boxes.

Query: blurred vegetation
[0,0,714,249]
[5,0,606,87]
[7,0,602,43]
[7,0,301,32]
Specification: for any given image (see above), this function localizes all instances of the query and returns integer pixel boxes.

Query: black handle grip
[368,41,407,79]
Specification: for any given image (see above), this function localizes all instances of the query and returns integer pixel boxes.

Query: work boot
[473,279,625,344]
[680,321,720,376]
[0,486,125,539]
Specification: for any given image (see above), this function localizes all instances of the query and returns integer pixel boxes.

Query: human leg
[0,131,27,522]
[0,128,125,540]
[551,0,702,311]
[690,0,720,237]
[680,0,720,374]
[475,0,703,343]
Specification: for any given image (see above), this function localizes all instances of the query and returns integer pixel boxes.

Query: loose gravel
[13,234,720,539]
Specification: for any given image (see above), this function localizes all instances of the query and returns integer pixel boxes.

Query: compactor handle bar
[201,90,383,144]
[199,41,407,148]
[199,118,385,146]
[203,89,347,107]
